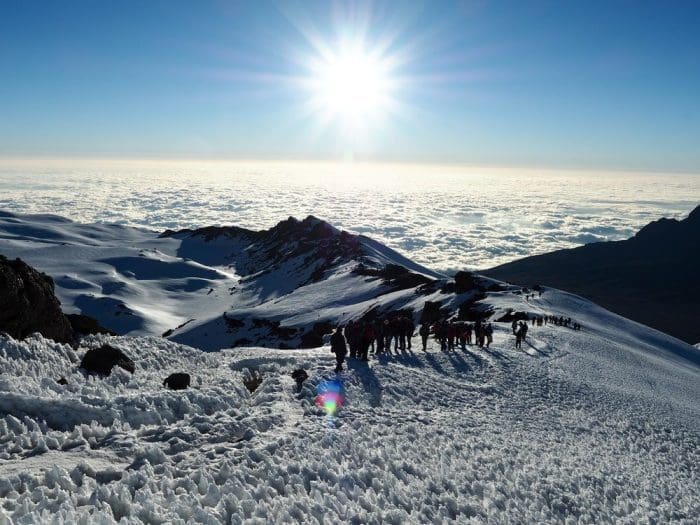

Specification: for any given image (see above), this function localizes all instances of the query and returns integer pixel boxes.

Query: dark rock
[0,255,73,343]
[79,344,135,376]
[420,301,444,324]
[495,310,530,322]
[243,371,263,393]
[223,313,245,329]
[299,331,324,349]
[57,377,68,385]
[454,271,478,293]
[354,263,432,291]
[291,368,308,393]
[163,373,190,390]
[299,320,334,349]
[163,318,195,337]
[458,293,492,321]
[291,368,308,384]
[67,313,117,336]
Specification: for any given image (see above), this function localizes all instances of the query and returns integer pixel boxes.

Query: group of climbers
[330,306,582,371]
[343,315,416,360]
[426,319,494,350]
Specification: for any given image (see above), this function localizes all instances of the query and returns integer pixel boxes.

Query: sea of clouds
[0,160,697,273]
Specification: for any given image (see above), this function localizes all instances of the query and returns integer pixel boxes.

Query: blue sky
[1,0,699,171]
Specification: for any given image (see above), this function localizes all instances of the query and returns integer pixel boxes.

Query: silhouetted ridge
[485,206,700,343]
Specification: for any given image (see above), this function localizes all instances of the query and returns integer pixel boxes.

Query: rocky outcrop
[0,255,73,343]
[79,344,135,376]
[163,373,190,390]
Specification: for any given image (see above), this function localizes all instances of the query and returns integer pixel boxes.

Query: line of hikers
[330,311,583,371]
[343,315,416,362]
[525,315,582,330]
[426,319,494,351]
[330,316,496,372]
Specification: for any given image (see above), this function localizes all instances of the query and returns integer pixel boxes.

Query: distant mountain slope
[0,211,501,351]
[484,205,700,344]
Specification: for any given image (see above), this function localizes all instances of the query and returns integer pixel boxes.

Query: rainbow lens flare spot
[316,379,345,417]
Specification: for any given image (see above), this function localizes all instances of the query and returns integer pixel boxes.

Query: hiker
[435,321,447,351]
[364,323,375,355]
[511,320,518,335]
[457,322,467,349]
[419,323,430,351]
[330,326,347,372]
[519,321,528,341]
[447,322,456,351]
[466,323,473,345]
[515,325,523,349]
[374,319,384,353]
[390,317,401,351]
[485,323,493,348]
[383,319,392,352]
[404,316,414,350]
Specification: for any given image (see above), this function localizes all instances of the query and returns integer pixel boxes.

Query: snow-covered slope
[0,211,462,351]
[0,285,698,523]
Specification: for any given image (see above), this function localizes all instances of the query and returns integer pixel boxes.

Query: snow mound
[1,294,698,523]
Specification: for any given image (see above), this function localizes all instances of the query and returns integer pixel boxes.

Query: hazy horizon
[2,159,697,274]
[2,1,699,171]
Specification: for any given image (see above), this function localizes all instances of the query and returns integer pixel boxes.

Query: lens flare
[315,379,345,417]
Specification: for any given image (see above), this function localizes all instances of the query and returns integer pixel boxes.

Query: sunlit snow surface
[0,290,698,523]
[1,159,697,272]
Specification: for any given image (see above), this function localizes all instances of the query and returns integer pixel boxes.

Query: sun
[306,42,395,132]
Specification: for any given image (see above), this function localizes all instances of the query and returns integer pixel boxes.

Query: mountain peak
[634,205,700,241]
[264,215,340,241]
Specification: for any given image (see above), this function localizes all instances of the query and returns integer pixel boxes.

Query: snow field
[1,301,698,524]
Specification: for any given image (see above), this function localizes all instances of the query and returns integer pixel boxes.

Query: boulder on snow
[79,344,135,376]
[0,255,74,343]
[243,371,263,393]
[163,373,190,390]
[291,368,308,384]
[291,368,308,393]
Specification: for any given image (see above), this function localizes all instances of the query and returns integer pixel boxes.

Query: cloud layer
[0,162,697,272]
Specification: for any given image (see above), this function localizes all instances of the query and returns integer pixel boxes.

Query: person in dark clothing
[404,316,415,350]
[330,326,347,373]
[419,323,430,351]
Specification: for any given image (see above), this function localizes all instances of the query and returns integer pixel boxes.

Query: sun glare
[307,43,395,132]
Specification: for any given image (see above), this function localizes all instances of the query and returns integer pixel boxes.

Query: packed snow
[0,287,698,523]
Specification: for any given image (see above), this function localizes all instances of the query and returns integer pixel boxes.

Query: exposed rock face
[454,271,478,293]
[485,205,700,343]
[79,344,135,376]
[163,373,190,390]
[0,255,73,343]
[420,301,444,324]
